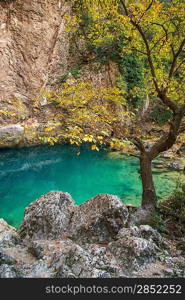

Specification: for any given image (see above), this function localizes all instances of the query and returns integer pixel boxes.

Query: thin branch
[132,22,160,93]
[120,0,159,94]
[158,93,178,114]
[169,38,185,79]
[119,0,128,15]
[132,48,147,55]
[173,59,185,75]
[152,22,168,41]
[170,44,175,58]
[150,34,169,52]
[138,0,154,22]
[129,137,145,153]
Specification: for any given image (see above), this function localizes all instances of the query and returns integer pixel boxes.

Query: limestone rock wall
[0,0,70,125]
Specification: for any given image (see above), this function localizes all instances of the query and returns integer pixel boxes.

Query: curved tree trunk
[140,152,157,209]
[131,105,185,212]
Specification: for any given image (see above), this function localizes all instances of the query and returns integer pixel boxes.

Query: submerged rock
[69,194,129,244]
[0,125,24,148]
[19,191,76,241]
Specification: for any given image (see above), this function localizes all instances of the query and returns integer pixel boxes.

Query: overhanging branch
[129,137,145,153]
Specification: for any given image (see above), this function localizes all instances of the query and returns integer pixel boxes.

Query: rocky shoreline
[0,191,184,278]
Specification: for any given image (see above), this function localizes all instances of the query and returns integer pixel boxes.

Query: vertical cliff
[0,0,70,124]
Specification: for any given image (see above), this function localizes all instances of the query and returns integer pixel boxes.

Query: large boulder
[69,194,129,244]
[108,237,158,274]
[117,225,164,248]
[19,191,76,241]
[0,125,24,148]
[107,225,163,274]
[0,219,19,248]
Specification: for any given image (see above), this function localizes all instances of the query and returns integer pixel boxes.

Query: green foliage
[118,53,145,107]
[163,178,185,223]
[150,211,166,233]
[66,5,146,107]
[82,26,146,106]
[149,102,173,125]
[70,64,82,79]
[86,34,124,64]
[58,74,68,84]
[77,0,185,104]
[38,81,130,149]
[85,31,146,106]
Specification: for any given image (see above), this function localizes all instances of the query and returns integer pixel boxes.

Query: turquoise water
[0,145,182,227]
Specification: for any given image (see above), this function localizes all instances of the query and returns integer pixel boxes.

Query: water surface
[0,145,183,227]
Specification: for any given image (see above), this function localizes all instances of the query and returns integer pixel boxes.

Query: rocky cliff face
[0,0,70,125]
[0,192,185,278]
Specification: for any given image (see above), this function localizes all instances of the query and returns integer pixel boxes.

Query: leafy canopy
[38,81,131,149]
[76,0,185,103]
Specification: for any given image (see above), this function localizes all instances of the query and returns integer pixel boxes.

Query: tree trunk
[130,105,185,212]
[140,152,157,210]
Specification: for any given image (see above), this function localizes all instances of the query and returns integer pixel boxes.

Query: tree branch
[120,0,159,94]
[168,38,185,79]
[119,0,183,115]
[158,93,178,114]
[129,137,145,153]
[170,44,175,58]
[149,105,185,159]
[152,22,168,41]
[173,59,185,75]
[137,0,154,22]
[150,34,169,52]
[133,48,147,55]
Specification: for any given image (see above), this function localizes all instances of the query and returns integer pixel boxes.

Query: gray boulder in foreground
[69,194,129,244]
[0,192,185,278]
[19,191,76,241]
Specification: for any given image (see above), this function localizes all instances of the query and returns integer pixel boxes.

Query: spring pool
[0,145,182,227]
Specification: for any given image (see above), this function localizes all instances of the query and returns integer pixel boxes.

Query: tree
[39,80,130,149]
[73,0,185,211]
